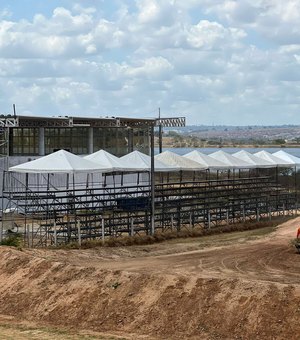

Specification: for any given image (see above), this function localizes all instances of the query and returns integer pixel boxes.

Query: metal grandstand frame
[1,166,298,247]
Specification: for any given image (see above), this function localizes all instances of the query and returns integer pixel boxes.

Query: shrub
[0,233,22,248]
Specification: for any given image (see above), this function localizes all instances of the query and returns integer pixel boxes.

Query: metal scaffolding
[1,166,298,247]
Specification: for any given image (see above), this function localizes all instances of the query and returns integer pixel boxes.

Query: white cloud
[33,7,94,35]
[185,20,246,50]
[201,0,300,45]
[136,0,179,26]
[0,1,299,124]
[0,8,12,19]
[124,57,174,80]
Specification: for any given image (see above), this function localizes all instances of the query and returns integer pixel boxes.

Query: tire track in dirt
[75,217,300,285]
[1,217,300,339]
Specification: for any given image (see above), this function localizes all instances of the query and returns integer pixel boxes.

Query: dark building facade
[0,115,185,158]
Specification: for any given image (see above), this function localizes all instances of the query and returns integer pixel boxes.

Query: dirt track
[0,217,300,339]
[29,216,300,285]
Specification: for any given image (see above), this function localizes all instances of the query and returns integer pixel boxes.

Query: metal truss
[0,115,186,129]
[1,169,298,247]
[155,117,186,127]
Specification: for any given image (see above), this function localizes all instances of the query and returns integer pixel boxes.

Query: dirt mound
[0,217,300,339]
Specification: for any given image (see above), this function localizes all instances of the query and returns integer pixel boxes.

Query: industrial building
[0,114,185,159]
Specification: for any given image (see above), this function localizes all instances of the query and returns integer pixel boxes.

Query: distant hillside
[157,125,300,148]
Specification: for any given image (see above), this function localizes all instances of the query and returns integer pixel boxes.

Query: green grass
[0,233,23,248]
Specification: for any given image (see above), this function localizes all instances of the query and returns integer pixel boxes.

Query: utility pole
[150,124,155,235]
[158,107,163,154]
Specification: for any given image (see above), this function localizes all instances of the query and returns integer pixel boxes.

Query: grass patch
[0,233,23,248]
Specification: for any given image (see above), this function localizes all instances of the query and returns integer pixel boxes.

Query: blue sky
[0,0,300,125]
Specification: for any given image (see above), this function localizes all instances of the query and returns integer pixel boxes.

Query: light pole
[150,124,155,235]
[158,107,163,154]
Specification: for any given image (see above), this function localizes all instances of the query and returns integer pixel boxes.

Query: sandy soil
[0,217,300,339]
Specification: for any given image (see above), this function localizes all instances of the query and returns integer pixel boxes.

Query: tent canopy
[209,150,254,169]
[254,150,294,167]
[121,150,176,172]
[184,150,228,169]
[9,148,298,175]
[84,149,133,172]
[272,150,300,166]
[232,150,276,168]
[155,150,207,171]
[9,149,106,174]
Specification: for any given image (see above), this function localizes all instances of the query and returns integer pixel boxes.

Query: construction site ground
[0,217,300,339]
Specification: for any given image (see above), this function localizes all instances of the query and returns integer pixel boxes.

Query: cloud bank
[0,0,300,125]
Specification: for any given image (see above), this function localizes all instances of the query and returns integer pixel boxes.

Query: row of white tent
[8,149,300,174]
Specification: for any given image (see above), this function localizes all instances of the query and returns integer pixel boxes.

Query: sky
[0,0,300,125]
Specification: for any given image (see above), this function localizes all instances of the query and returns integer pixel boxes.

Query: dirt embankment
[0,218,300,339]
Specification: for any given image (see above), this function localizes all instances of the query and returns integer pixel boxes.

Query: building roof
[0,114,185,128]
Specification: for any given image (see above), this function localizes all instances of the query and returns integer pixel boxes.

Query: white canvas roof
[272,150,300,166]
[9,149,106,174]
[155,150,207,171]
[209,150,254,169]
[121,150,176,172]
[184,150,228,169]
[254,150,294,167]
[232,150,276,168]
[84,149,133,172]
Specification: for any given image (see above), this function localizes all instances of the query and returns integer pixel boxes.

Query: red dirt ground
[0,217,300,339]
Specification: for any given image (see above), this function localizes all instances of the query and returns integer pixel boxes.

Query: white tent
[209,150,254,169]
[84,149,133,172]
[254,150,294,167]
[232,150,276,168]
[184,150,228,169]
[272,150,300,166]
[9,149,106,174]
[155,150,207,171]
[121,150,176,172]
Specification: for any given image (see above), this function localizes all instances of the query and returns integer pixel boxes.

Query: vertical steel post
[54,220,57,246]
[158,108,162,154]
[0,171,4,243]
[102,218,105,244]
[150,125,155,235]
[130,217,134,236]
[77,220,81,247]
